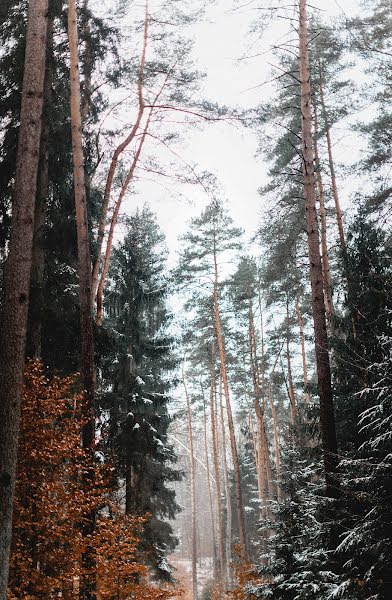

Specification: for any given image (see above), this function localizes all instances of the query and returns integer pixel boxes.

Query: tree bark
[285,297,297,422]
[318,67,347,263]
[184,375,198,600]
[295,295,310,403]
[299,0,338,497]
[248,305,273,508]
[27,16,53,359]
[213,246,248,561]
[95,108,153,324]
[209,341,226,582]
[0,0,48,594]
[203,399,217,578]
[91,2,148,301]
[67,0,96,596]
[268,349,282,501]
[313,103,334,316]
[219,371,232,583]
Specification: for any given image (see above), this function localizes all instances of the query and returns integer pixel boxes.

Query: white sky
[96,0,366,262]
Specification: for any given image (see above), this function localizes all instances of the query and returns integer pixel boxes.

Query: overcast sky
[96,0,366,261]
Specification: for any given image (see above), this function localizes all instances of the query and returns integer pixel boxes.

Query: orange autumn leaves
[8,362,176,599]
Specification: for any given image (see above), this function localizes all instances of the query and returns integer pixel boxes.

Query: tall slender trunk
[268,349,282,501]
[0,0,48,594]
[68,0,96,596]
[299,0,338,496]
[295,296,310,403]
[285,297,297,422]
[95,108,153,324]
[248,305,273,507]
[184,375,198,600]
[203,400,217,577]
[213,247,248,561]
[27,17,53,359]
[219,371,232,583]
[91,3,148,301]
[258,299,266,407]
[313,104,334,316]
[318,66,347,264]
[81,0,92,123]
[209,341,225,582]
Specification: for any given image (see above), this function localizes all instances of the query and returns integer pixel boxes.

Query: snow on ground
[169,555,214,599]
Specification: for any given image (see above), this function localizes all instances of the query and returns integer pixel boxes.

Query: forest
[0,0,391,598]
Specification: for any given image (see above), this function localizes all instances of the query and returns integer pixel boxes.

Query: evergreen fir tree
[102,205,181,580]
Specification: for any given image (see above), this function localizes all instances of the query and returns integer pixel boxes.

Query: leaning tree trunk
[67,0,96,596]
[91,2,148,301]
[184,375,198,600]
[0,0,48,595]
[27,16,53,359]
[213,246,249,561]
[299,0,338,497]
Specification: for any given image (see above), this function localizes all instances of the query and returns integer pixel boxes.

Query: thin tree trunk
[203,399,217,578]
[184,375,198,600]
[91,3,148,300]
[295,296,310,403]
[213,247,248,561]
[27,16,53,359]
[95,107,153,324]
[268,349,282,501]
[219,371,232,583]
[285,297,297,422]
[258,298,266,407]
[313,104,334,316]
[299,0,338,497]
[68,0,96,596]
[0,0,48,594]
[248,305,272,509]
[81,0,93,123]
[318,66,347,262]
[209,341,225,582]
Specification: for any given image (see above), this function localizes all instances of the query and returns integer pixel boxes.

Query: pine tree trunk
[0,0,48,594]
[295,296,310,403]
[95,109,152,324]
[209,341,226,582]
[27,16,53,359]
[184,376,198,600]
[213,248,248,561]
[67,0,96,596]
[203,400,217,578]
[313,104,334,316]
[219,372,232,583]
[299,0,338,497]
[248,306,273,508]
[285,298,297,422]
[91,3,148,301]
[269,348,283,500]
[318,67,347,262]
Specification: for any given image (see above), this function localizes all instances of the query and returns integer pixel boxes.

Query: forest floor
[169,555,214,599]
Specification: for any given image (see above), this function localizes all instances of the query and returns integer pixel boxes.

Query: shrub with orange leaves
[227,545,264,600]
[8,362,177,600]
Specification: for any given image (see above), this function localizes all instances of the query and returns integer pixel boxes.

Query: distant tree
[177,198,249,562]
